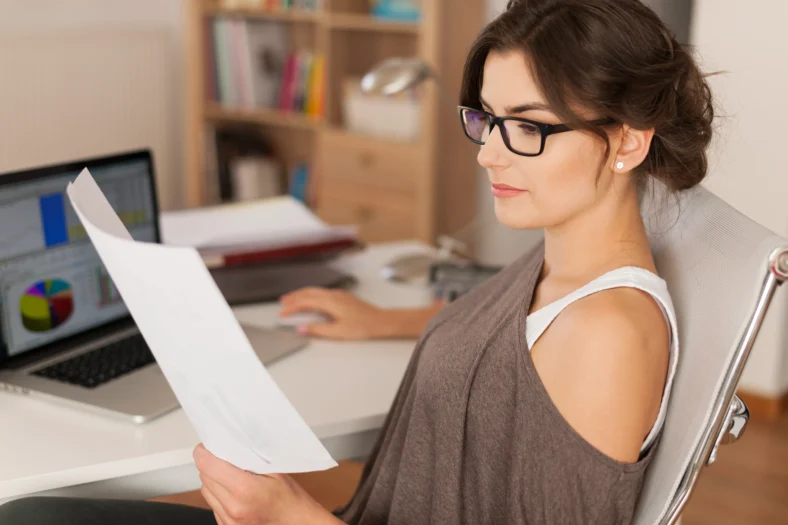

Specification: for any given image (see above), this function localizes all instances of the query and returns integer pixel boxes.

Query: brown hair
[460,0,715,192]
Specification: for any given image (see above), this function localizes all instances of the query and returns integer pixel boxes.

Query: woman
[0,0,713,523]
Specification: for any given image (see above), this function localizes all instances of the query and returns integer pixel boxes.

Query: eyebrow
[479,96,553,115]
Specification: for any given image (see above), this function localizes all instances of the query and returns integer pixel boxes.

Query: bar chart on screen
[65,175,152,242]
[95,266,122,307]
[0,197,48,260]
[0,181,151,262]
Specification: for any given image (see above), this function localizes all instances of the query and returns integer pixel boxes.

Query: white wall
[691,0,788,395]
[0,0,187,210]
[477,0,788,395]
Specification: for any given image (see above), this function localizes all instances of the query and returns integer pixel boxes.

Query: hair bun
[643,45,715,192]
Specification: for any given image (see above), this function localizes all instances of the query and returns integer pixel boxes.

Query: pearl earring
[616,161,624,170]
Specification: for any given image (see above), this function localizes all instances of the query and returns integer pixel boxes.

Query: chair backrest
[633,182,788,524]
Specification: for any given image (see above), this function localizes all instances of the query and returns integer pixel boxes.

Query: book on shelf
[213,127,275,202]
[231,156,283,202]
[203,18,218,102]
[232,19,254,106]
[245,20,289,108]
[306,54,325,117]
[279,0,323,10]
[212,17,238,106]
[276,50,322,116]
[219,0,323,10]
[292,52,312,112]
[370,0,421,21]
[288,162,311,206]
[207,17,324,118]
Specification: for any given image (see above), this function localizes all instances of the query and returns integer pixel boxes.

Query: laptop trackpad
[241,324,308,365]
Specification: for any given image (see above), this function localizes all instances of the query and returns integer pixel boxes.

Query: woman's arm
[530,287,670,463]
[278,288,444,340]
[375,303,445,339]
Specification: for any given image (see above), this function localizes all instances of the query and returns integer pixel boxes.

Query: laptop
[0,150,308,423]
[212,259,356,306]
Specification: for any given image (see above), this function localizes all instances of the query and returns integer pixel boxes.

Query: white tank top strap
[525,266,680,454]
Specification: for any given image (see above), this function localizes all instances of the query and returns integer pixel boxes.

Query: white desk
[0,242,433,504]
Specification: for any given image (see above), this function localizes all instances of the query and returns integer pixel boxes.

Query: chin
[493,199,544,230]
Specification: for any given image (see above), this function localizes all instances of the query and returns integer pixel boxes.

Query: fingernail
[296,325,308,335]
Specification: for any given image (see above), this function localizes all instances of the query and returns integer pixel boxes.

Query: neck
[541,180,653,283]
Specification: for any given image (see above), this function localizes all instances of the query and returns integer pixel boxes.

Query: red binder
[217,237,362,268]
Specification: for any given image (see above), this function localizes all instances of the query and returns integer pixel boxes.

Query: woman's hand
[278,288,390,340]
[279,288,444,340]
[193,444,341,525]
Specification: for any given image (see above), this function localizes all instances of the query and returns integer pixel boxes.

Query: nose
[476,123,509,170]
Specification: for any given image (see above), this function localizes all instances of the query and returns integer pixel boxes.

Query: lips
[491,183,526,198]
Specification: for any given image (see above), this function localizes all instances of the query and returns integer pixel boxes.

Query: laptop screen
[0,152,158,364]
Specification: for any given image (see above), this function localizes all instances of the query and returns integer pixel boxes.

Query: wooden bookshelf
[185,0,485,245]
[205,103,324,130]
[204,6,320,22]
[204,6,418,32]
[325,13,420,33]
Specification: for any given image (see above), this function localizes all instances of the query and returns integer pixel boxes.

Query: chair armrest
[707,395,749,465]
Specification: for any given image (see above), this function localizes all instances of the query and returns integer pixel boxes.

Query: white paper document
[65,169,337,475]
[160,196,356,253]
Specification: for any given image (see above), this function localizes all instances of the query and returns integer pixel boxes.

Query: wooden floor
[682,411,788,525]
[150,461,365,513]
[155,413,788,524]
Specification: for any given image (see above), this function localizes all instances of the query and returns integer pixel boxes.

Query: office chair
[632,182,788,524]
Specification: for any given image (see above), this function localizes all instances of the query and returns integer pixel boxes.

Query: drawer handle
[356,206,374,222]
[359,151,376,168]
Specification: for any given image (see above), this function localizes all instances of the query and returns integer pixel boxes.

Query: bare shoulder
[530,287,671,463]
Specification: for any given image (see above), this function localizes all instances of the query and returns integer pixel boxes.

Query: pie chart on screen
[19,279,74,332]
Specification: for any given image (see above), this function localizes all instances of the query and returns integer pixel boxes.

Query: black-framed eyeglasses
[458,106,616,157]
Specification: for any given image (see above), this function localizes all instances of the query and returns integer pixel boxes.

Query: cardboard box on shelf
[342,77,421,141]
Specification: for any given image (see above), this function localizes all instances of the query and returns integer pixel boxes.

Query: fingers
[199,483,233,525]
[278,300,329,318]
[279,287,333,305]
[300,322,359,340]
[193,444,254,493]
[279,289,343,317]
[200,473,234,506]
[198,464,278,524]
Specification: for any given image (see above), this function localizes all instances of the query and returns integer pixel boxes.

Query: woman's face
[477,50,617,230]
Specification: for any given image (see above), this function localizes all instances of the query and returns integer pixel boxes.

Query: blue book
[213,17,236,105]
[371,0,421,22]
[289,163,310,204]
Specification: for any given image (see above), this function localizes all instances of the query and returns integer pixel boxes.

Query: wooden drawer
[316,129,420,195]
[317,180,416,243]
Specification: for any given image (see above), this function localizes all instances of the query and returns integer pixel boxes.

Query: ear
[611,125,654,174]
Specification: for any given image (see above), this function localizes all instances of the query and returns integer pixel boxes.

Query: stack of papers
[161,197,358,268]
[66,169,337,475]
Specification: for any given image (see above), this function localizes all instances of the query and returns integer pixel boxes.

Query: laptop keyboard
[31,334,155,389]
